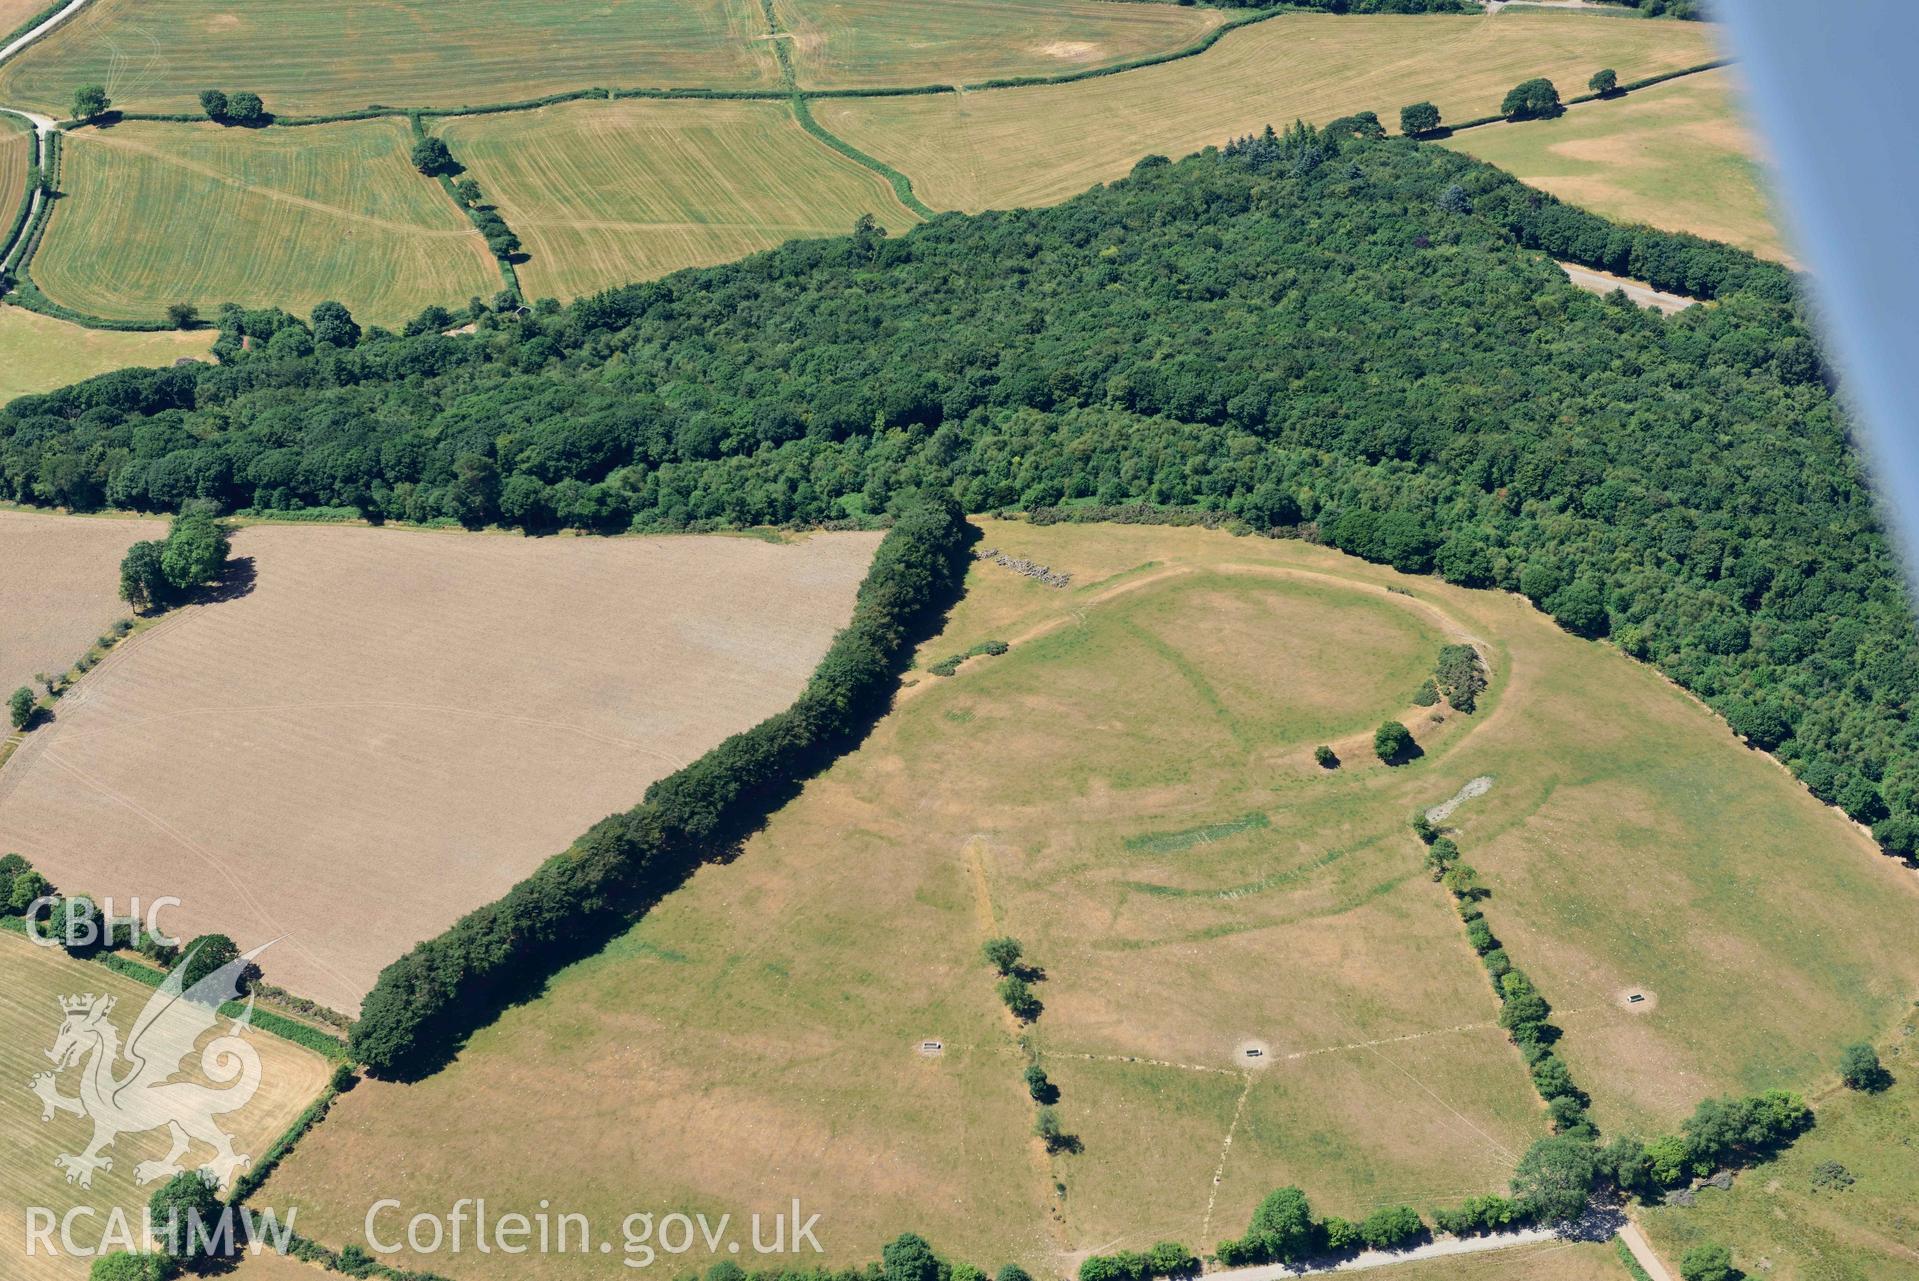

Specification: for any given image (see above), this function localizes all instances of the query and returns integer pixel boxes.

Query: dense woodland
[1,128,1913,860]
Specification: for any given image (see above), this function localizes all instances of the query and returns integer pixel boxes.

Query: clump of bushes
[1314,744,1338,769]
[1078,1242,1196,1281]
[1374,721,1415,764]
[118,507,232,612]
[929,639,1010,677]
[1434,644,1486,712]
[1216,1186,1426,1265]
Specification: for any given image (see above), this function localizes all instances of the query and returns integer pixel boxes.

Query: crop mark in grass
[1201,1070,1254,1241]
[1121,834,1376,900]
[1123,810,1269,855]
[1118,617,1254,752]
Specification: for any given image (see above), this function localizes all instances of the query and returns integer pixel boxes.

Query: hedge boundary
[409,113,523,300]
[348,496,971,1077]
[963,5,1289,91]
[0,915,350,1058]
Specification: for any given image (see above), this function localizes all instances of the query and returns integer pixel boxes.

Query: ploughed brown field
[0,521,880,1013]
[0,509,162,700]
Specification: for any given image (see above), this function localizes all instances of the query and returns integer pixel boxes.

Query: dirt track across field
[0,522,880,1012]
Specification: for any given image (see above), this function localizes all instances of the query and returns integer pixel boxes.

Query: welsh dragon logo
[29,940,272,1191]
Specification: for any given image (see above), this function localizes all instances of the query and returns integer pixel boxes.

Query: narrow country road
[1210,1228,1561,1279]
[1617,1222,1676,1281]
[0,0,91,67]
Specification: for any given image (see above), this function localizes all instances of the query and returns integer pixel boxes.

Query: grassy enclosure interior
[262,519,1916,1277]
[772,0,1225,90]
[816,9,1720,212]
[32,119,501,325]
[436,98,918,303]
[0,305,215,403]
[1443,67,1793,265]
[0,0,779,116]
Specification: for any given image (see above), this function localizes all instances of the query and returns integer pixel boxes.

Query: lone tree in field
[1374,720,1414,764]
[1501,77,1562,121]
[1400,101,1441,137]
[71,84,109,121]
[411,136,454,175]
[1839,1041,1891,1091]
[198,89,228,121]
[9,686,34,731]
[998,974,1041,1021]
[1589,68,1619,96]
[1679,1244,1737,1281]
[982,935,1023,975]
[225,90,266,125]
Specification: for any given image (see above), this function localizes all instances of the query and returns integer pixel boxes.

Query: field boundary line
[1201,1069,1255,1240]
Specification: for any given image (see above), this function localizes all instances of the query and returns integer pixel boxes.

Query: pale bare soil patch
[1,931,329,1281]
[0,508,162,698]
[0,523,879,1012]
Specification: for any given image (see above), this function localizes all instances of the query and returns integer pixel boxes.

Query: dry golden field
[0,111,28,237]
[0,306,215,404]
[0,930,331,1281]
[33,120,501,325]
[262,520,1919,1278]
[817,9,1720,212]
[437,99,917,302]
[1444,67,1795,265]
[0,0,779,116]
[774,0,1225,90]
[0,509,160,700]
[0,522,880,1013]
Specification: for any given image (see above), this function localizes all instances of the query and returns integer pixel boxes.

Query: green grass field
[1443,68,1794,265]
[32,119,500,325]
[435,98,918,303]
[817,9,1720,212]
[0,931,330,1280]
[0,111,28,222]
[0,304,214,404]
[774,0,1225,90]
[1641,1045,1919,1280]
[0,0,778,116]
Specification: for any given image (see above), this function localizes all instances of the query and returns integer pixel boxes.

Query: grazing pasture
[0,0,777,116]
[774,0,1225,90]
[1643,1043,1919,1281]
[32,119,499,325]
[0,508,159,701]
[0,931,330,1281]
[0,306,214,403]
[263,520,1919,1277]
[1388,1240,1631,1281]
[436,99,916,303]
[1444,68,1794,265]
[817,9,1720,212]
[0,523,881,1013]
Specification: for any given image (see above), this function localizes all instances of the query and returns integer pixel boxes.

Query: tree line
[2,127,1912,867]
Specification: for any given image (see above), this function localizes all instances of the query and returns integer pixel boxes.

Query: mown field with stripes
[436,98,918,302]
[32,118,500,324]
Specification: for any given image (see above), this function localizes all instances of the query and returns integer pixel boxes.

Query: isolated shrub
[1809,1160,1854,1192]
[1679,1244,1736,1281]
[1315,745,1338,769]
[1373,721,1414,763]
[998,975,1041,1021]
[1839,1042,1890,1091]
[982,936,1023,974]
